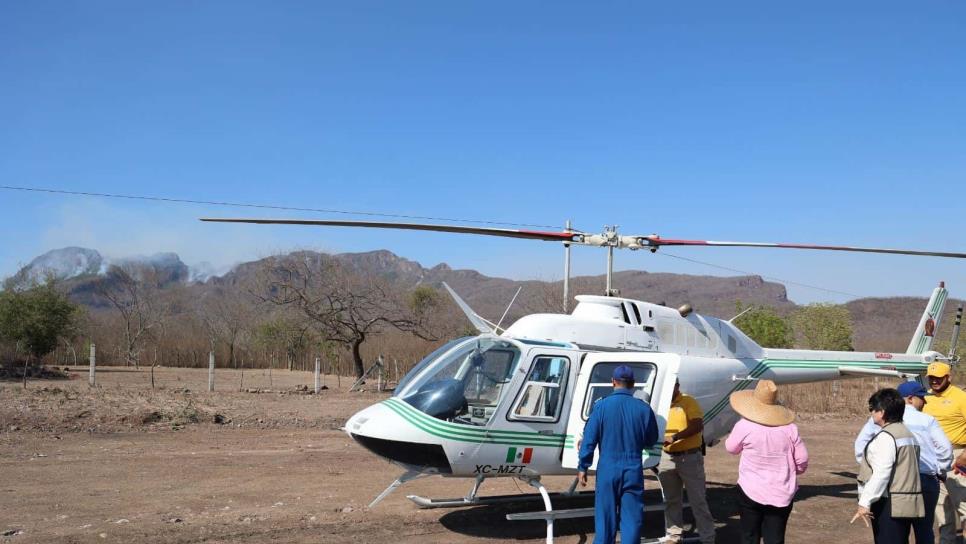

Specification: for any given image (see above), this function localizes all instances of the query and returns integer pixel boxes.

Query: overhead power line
[2,184,864,298]
[0,185,560,229]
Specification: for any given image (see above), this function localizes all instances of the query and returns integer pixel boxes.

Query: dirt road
[0,368,880,543]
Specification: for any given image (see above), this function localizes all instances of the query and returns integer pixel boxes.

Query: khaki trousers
[937,447,966,544]
[658,450,716,544]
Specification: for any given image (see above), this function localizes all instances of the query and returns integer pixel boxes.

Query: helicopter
[202,217,966,542]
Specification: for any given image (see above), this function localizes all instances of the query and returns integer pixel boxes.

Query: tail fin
[907,281,949,354]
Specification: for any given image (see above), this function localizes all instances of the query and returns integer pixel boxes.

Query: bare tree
[255,253,438,377]
[94,265,169,369]
[197,286,257,368]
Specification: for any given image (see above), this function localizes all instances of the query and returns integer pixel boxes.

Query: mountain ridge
[6,246,958,353]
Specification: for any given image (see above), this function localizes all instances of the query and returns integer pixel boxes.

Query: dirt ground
[0,366,889,543]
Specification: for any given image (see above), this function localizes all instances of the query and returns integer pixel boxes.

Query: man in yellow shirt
[923,362,966,544]
[658,380,716,544]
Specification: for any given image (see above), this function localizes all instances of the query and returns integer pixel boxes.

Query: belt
[667,447,702,457]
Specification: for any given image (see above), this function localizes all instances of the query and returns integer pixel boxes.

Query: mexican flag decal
[506,447,534,464]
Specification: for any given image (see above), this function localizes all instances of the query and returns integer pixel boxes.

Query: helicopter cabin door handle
[538,430,555,435]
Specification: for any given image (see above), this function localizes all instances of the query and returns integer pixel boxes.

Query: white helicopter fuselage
[346,288,948,479]
[198,215,960,516]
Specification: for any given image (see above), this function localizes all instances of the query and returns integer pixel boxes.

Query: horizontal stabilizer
[839,366,914,379]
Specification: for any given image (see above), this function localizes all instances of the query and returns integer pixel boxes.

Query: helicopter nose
[345,401,452,473]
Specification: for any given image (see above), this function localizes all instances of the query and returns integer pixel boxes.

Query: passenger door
[561,353,680,471]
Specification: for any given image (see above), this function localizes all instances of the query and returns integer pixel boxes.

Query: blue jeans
[913,473,940,544]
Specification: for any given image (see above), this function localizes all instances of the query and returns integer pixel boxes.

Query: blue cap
[613,365,635,381]
[897,381,928,399]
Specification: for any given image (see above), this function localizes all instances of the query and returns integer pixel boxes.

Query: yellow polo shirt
[664,393,704,453]
[923,384,966,446]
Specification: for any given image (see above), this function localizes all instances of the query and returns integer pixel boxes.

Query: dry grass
[781,370,966,416]
[0,366,386,434]
[2,365,960,434]
[782,378,885,416]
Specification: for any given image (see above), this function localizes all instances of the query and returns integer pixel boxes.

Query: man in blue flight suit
[577,365,660,544]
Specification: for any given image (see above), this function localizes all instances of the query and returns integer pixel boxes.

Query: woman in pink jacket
[725,380,809,544]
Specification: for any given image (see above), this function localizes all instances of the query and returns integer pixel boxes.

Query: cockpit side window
[464,348,517,405]
[509,356,571,422]
[396,337,522,426]
[394,336,471,396]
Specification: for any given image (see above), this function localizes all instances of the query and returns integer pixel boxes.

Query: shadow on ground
[439,482,739,541]
[439,476,859,541]
[0,364,71,382]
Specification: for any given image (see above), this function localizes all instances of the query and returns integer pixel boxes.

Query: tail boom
[759,348,941,384]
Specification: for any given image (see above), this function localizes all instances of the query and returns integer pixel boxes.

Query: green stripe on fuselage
[381,399,567,447]
[385,398,568,439]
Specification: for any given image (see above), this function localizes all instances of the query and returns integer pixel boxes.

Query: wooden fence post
[208,351,215,392]
[314,357,321,394]
[89,343,96,387]
[377,355,384,391]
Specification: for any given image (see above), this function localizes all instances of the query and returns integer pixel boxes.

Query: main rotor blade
[643,237,966,259]
[199,217,966,259]
[200,218,578,242]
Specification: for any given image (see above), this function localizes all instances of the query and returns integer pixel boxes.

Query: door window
[582,362,656,420]
[509,356,571,422]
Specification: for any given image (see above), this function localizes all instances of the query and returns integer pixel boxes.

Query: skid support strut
[564,476,579,496]
[465,474,484,502]
[526,478,555,544]
[369,469,425,508]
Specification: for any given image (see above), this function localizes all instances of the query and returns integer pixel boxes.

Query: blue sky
[1,1,964,304]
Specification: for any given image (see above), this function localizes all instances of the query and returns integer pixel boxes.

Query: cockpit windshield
[395,336,522,425]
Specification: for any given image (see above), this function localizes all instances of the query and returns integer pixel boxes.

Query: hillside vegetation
[2,246,960,378]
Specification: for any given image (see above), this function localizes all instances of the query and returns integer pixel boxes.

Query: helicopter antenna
[495,286,523,332]
[949,305,963,361]
[727,305,755,324]
[563,219,572,313]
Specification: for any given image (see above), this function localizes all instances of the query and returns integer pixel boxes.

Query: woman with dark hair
[852,388,925,543]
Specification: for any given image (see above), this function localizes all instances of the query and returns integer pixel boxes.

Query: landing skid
[386,469,700,544]
[407,473,589,509]
[502,468,698,544]
[407,490,593,509]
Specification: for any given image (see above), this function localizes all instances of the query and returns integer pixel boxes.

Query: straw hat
[729,380,795,427]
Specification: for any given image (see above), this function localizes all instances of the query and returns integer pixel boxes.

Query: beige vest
[857,422,924,518]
